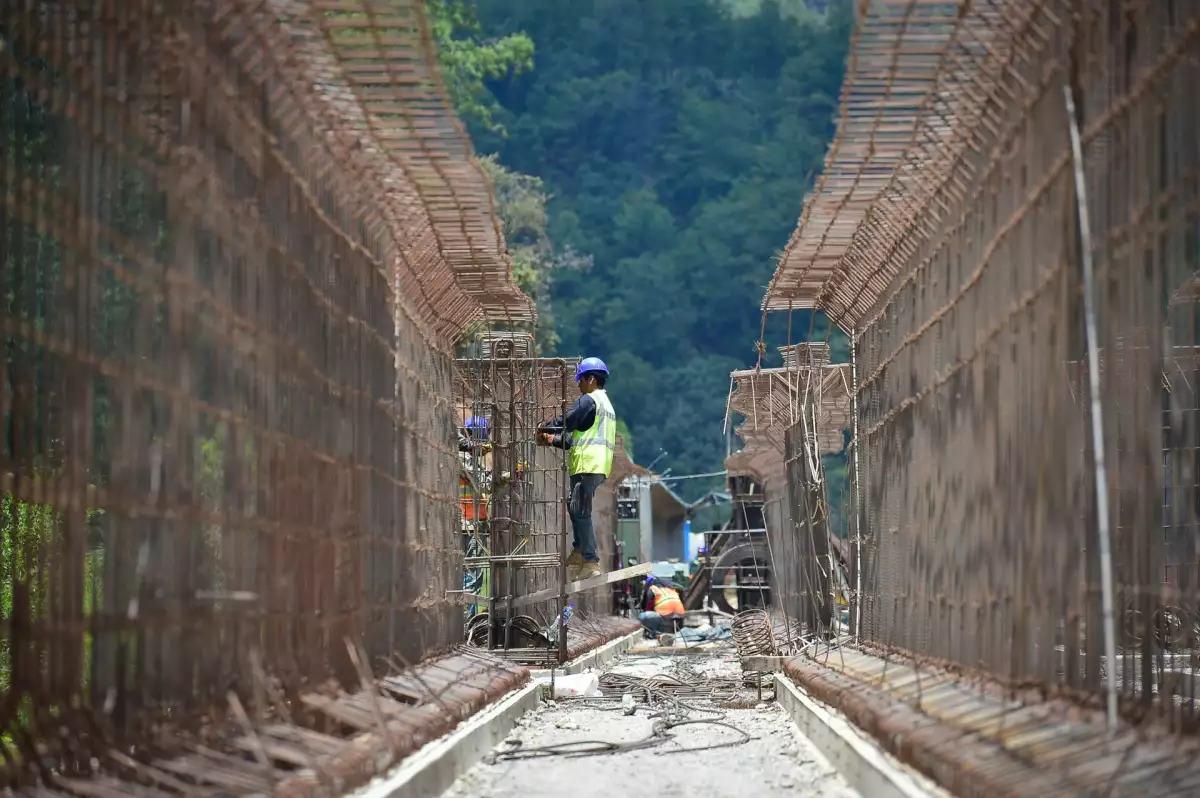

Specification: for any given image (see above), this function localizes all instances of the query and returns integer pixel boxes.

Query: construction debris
[442,650,860,798]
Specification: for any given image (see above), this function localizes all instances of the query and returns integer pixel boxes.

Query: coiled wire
[730,609,777,657]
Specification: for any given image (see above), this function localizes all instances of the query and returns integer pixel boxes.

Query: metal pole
[850,329,863,640]
[556,364,570,665]
[1064,82,1118,730]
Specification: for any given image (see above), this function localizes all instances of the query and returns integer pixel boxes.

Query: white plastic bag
[551,672,601,698]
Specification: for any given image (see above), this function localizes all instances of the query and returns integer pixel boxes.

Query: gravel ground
[441,652,860,798]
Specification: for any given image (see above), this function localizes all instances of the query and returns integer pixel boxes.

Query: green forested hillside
[435,0,853,492]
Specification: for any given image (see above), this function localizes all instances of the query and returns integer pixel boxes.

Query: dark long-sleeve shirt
[544,393,597,450]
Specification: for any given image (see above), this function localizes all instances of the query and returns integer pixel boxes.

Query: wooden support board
[741,655,791,672]
[505,562,652,610]
[445,591,487,605]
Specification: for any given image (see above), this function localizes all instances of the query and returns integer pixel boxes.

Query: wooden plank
[505,563,652,610]
[741,655,791,672]
[444,591,487,605]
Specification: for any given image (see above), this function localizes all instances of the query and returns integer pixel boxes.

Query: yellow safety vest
[568,389,616,476]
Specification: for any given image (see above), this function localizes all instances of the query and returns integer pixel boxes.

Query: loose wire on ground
[485,718,753,762]
[488,654,757,762]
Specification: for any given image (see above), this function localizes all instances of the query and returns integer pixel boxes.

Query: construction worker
[458,415,492,619]
[460,415,490,455]
[459,415,492,523]
[537,356,616,582]
[639,575,685,638]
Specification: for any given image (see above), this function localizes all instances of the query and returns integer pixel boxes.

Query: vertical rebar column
[503,359,516,650]
[1064,81,1118,730]
[556,363,571,665]
[851,329,863,639]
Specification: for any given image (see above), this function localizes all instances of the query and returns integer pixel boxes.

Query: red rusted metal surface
[454,346,636,664]
[35,648,528,798]
[0,0,536,791]
[762,0,1200,758]
[563,615,640,662]
[785,649,1200,798]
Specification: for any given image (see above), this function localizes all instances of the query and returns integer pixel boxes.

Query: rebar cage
[0,0,532,783]
[763,0,1200,734]
[454,341,616,665]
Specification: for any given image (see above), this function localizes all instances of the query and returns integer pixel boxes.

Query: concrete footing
[354,681,540,798]
[358,632,945,798]
[356,631,640,798]
[529,628,642,677]
[773,674,949,798]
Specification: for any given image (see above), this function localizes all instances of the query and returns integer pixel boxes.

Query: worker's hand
[537,433,552,447]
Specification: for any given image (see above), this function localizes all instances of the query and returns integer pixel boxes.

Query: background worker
[639,575,685,638]
[538,356,616,582]
[459,415,492,520]
[458,415,492,619]
[459,415,491,455]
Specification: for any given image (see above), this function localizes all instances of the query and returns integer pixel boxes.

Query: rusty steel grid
[0,0,538,789]
[454,347,628,665]
[725,343,853,636]
[764,0,1200,747]
[292,0,535,331]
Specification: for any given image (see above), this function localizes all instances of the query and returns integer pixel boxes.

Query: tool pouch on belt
[569,479,592,518]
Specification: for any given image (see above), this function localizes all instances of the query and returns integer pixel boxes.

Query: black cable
[488,666,756,763]
[486,717,752,762]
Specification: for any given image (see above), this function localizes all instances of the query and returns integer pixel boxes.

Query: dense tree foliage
[470,0,852,487]
[430,0,853,507]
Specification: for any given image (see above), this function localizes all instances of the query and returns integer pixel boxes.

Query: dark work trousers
[569,472,606,562]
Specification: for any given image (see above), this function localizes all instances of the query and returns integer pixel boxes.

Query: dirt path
[441,651,860,798]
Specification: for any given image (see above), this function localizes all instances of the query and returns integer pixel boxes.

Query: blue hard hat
[574,356,609,383]
[464,415,489,440]
[644,575,656,587]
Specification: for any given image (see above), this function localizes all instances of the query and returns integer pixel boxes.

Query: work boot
[577,561,602,580]
[565,548,583,569]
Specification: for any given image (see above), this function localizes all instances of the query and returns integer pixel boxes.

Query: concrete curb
[354,682,540,798]
[530,628,642,677]
[355,632,639,798]
[773,674,950,798]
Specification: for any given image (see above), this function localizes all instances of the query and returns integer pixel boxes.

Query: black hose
[485,717,752,762]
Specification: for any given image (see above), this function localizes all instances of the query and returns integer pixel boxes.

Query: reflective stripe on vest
[649,585,685,616]
[569,389,616,476]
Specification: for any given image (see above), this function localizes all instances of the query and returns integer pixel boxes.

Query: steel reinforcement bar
[0,0,541,791]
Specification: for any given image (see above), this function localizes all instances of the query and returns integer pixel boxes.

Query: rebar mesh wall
[0,0,491,754]
[781,425,832,636]
[842,0,1200,724]
[762,478,793,615]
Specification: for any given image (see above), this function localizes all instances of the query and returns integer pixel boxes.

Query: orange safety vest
[460,475,487,520]
[649,585,684,616]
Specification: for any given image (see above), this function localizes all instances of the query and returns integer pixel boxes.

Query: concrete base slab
[774,674,951,798]
[627,642,726,656]
[353,682,540,798]
[529,629,641,678]
[741,655,789,671]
